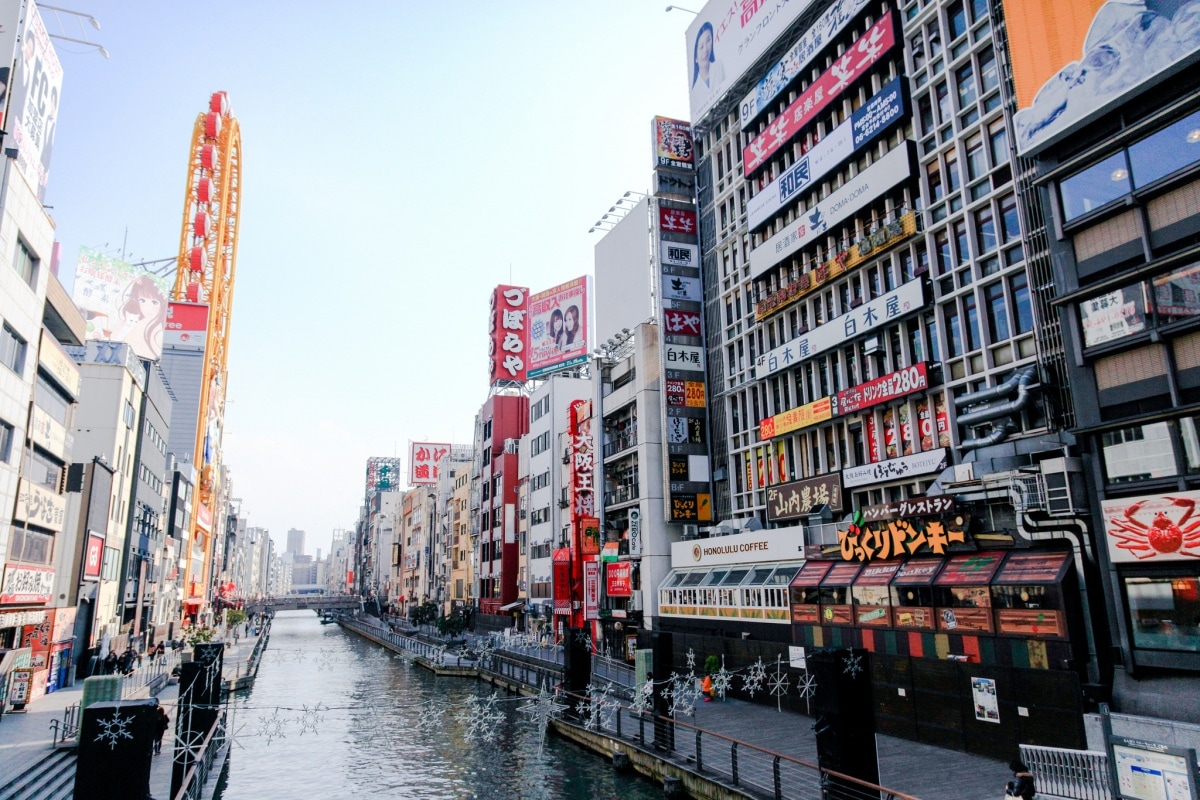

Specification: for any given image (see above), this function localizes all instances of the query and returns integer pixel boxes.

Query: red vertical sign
[489,285,529,384]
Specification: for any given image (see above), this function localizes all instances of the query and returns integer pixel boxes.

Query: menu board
[935,552,1004,586]
[823,563,864,587]
[893,558,944,585]
[791,560,834,587]
[994,551,1070,585]
[938,606,992,633]
[855,562,903,585]
[893,606,934,630]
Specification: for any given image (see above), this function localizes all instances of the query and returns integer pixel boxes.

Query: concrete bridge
[243,594,360,615]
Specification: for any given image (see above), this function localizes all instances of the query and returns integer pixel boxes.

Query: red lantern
[204,111,222,139]
[200,144,219,170]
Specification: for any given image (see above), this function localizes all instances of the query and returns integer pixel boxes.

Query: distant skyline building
[286,528,305,556]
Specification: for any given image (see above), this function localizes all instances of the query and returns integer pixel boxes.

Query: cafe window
[852,561,902,627]
[790,561,833,612]
[819,563,862,625]
[891,558,943,630]
[1125,575,1200,653]
[992,551,1071,639]
[934,552,1005,633]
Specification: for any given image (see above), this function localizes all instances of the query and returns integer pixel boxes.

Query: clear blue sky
[45,2,692,556]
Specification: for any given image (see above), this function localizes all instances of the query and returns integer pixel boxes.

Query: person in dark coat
[103,650,118,675]
[153,704,170,755]
[1006,759,1036,799]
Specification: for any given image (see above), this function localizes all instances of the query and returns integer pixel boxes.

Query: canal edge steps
[0,747,76,800]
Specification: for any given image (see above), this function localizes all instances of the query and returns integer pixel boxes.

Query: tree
[411,601,438,626]
[436,611,466,638]
[225,608,247,628]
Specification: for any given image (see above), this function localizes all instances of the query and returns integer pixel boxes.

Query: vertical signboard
[653,117,712,524]
[408,443,450,486]
[527,276,591,378]
[489,285,528,384]
[8,1,62,200]
[653,116,694,170]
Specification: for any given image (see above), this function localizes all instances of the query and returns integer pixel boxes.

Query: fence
[171,710,227,800]
[1019,744,1112,800]
[341,617,478,667]
[48,702,80,746]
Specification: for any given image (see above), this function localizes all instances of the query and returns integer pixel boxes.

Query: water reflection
[216,611,660,800]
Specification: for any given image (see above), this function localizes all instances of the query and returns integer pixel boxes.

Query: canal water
[215,611,662,799]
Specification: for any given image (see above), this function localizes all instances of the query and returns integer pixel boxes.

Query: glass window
[947,1,967,39]
[964,294,981,351]
[0,324,26,375]
[1128,109,1200,188]
[986,282,1010,342]
[13,240,36,288]
[971,0,988,21]
[927,21,942,57]
[1125,576,1200,653]
[979,48,998,95]
[989,121,1009,168]
[975,206,997,254]
[1011,273,1033,334]
[1152,262,1200,325]
[946,155,962,195]
[966,134,987,180]
[1060,152,1132,221]
[1000,194,1020,242]
[936,82,951,125]
[945,302,964,357]
[1102,422,1176,482]
[956,62,976,110]
[35,378,70,426]
[954,220,970,265]
[919,96,935,137]
[911,33,927,72]
[927,161,944,202]
[935,230,953,273]
[0,419,11,463]
[1079,284,1148,347]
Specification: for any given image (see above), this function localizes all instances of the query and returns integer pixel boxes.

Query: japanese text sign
[836,363,928,415]
[838,511,968,562]
[489,285,528,384]
[767,474,843,521]
[1,565,55,604]
[527,276,590,378]
[653,116,694,170]
[659,206,698,235]
[606,562,632,597]
[409,442,450,486]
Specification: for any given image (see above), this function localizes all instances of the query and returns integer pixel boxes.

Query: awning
[499,600,525,612]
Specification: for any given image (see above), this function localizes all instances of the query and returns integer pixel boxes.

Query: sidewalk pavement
[687,696,1014,800]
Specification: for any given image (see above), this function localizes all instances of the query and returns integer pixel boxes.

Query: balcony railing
[603,433,638,459]
[604,485,640,507]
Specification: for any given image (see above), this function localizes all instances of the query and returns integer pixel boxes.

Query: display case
[934,552,1005,634]
[789,560,833,624]
[992,551,1072,638]
[819,562,863,626]
[890,558,943,630]
[852,561,903,627]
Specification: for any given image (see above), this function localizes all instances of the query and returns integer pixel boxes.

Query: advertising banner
[767,474,843,522]
[971,677,1001,724]
[662,274,702,303]
[37,330,80,398]
[842,447,947,488]
[527,276,590,378]
[553,549,572,615]
[489,285,529,384]
[365,456,402,494]
[409,442,450,486]
[664,308,703,337]
[659,206,697,235]
[749,76,907,230]
[653,116,694,170]
[15,478,65,532]
[759,396,833,439]
[661,240,699,270]
[1,564,55,604]
[1079,286,1148,347]
[1101,489,1200,562]
[1006,0,1200,154]
[686,0,817,124]
[757,278,924,376]
[749,143,913,279]
[8,1,62,200]
[743,12,897,176]
[606,562,632,597]
[72,247,172,361]
[836,363,928,416]
[28,406,65,459]
[83,534,104,579]
[859,495,955,522]
[584,560,599,621]
[628,509,642,557]
[163,302,210,349]
[739,0,872,128]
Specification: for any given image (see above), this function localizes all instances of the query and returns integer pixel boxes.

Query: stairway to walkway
[0,747,76,800]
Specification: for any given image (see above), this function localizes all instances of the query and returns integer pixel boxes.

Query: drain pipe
[960,417,1018,451]
[955,365,1037,410]
[956,369,1039,427]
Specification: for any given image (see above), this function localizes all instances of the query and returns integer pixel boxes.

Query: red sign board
[489,285,529,384]
[836,363,928,415]
[743,12,897,175]
[659,206,697,235]
[663,308,702,337]
[83,534,104,579]
[606,562,632,597]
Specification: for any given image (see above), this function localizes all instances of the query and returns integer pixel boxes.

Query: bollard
[612,751,631,772]
[662,775,685,799]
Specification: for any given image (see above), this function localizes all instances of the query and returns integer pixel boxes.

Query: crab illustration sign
[1101,490,1200,563]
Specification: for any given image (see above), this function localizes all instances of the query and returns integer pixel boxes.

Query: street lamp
[665,5,698,14]
[40,4,109,58]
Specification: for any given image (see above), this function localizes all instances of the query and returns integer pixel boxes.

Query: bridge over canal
[244,594,360,615]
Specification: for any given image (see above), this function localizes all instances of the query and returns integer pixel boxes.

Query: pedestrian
[1006,759,1036,799]
[103,650,118,675]
[701,673,714,702]
[153,704,170,755]
[154,642,165,660]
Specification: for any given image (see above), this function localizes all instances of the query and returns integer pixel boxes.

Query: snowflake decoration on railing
[769,656,790,712]
[290,649,308,664]
[842,652,863,679]
[518,682,567,755]
[172,727,208,765]
[432,645,446,666]
[94,708,134,750]
[573,629,592,649]
[474,639,496,668]
[711,657,733,701]
[668,672,699,718]
[685,648,697,673]
[415,699,446,734]
[458,692,504,743]
[797,671,817,701]
[742,657,767,698]
[298,703,326,736]
[578,682,619,731]
[630,680,655,716]
[256,708,287,745]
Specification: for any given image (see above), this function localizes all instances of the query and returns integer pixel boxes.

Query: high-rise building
[286,528,305,556]
[475,392,529,627]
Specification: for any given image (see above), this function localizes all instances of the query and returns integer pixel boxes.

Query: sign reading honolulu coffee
[767,475,844,522]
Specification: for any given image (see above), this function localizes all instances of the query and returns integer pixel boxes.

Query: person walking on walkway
[1006,759,1036,799]
[153,704,170,755]
[103,650,118,675]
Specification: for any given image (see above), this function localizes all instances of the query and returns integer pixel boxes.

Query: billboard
[739,0,872,129]
[365,456,402,495]
[1007,0,1200,154]
[686,0,817,124]
[653,116,694,170]
[163,302,209,349]
[72,247,172,361]
[743,12,897,176]
[1101,489,1200,562]
[748,77,908,230]
[767,474,844,522]
[8,2,62,200]
[527,276,590,378]
[409,443,450,486]
[0,1,20,131]
[488,285,529,384]
[749,143,913,280]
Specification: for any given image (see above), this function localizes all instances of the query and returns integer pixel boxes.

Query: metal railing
[1019,744,1112,800]
[121,650,179,699]
[558,692,920,800]
[171,710,227,800]
[340,617,477,667]
[49,702,80,746]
